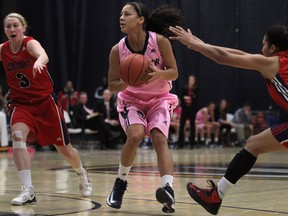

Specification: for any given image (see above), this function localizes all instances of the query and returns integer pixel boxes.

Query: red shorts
[10,94,70,146]
[271,122,288,148]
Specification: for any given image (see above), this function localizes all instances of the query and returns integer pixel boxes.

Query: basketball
[120,53,150,86]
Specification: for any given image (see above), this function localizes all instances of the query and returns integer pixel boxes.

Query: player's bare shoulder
[156,33,170,44]
[111,44,119,54]
[156,33,173,55]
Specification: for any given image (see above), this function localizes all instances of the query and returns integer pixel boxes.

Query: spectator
[0,85,8,113]
[94,89,126,145]
[73,91,114,149]
[58,80,79,112]
[215,99,235,147]
[94,77,108,101]
[232,102,253,145]
[252,111,269,135]
[0,85,9,147]
[177,74,198,149]
[195,101,220,145]
[169,105,180,143]
[169,105,190,145]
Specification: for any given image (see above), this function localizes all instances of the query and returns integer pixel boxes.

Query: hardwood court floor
[0,145,288,216]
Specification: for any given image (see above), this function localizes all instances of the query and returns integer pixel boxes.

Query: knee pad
[12,130,26,149]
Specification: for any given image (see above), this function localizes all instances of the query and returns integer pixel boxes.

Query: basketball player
[106,2,183,213]
[169,25,288,215]
[1,13,92,205]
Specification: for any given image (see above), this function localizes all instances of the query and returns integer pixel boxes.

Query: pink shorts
[117,93,178,138]
[196,123,205,129]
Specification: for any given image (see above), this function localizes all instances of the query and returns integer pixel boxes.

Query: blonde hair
[3,13,27,27]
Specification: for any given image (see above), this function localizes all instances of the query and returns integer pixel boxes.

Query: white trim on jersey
[271,77,288,102]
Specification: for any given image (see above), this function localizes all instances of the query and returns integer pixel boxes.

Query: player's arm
[169,26,279,80]
[108,44,128,94]
[26,39,49,77]
[214,46,247,55]
[150,34,178,81]
[189,41,279,79]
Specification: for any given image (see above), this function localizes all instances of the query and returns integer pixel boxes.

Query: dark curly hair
[265,24,288,51]
[147,4,184,39]
[126,2,184,39]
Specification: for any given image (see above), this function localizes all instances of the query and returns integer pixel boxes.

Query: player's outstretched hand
[169,26,204,50]
[33,61,45,78]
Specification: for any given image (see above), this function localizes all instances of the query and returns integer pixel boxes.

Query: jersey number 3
[16,73,30,88]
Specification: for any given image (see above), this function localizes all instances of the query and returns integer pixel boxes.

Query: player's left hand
[147,63,159,78]
[33,62,46,78]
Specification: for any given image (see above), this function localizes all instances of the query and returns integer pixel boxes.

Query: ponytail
[147,4,184,39]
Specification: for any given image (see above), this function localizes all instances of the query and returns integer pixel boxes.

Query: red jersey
[266,51,288,112]
[1,36,53,104]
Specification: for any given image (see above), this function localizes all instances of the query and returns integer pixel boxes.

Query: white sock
[19,170,32,186]
[217,177,233,200]
[73,162,85,174]
[161,175,174,188]
[118,161,131,181]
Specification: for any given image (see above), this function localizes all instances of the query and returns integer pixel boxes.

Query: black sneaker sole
[156,188,175,213]
[186,183,219,215]
[106,201,121,209]
[106,196,121,209]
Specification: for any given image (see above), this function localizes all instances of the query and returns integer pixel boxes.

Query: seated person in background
[169,105,181,143]
[215,99,235,147]
[0,85,9,147]
[94,89,126,144]
[251,111,269,135]
[0,84,9,114]
[232,102,253,145]
[73,91,113,149]
[195,101,220,145]
[169,105,190,145]
[94,77,108,102]
[58,80,79,112]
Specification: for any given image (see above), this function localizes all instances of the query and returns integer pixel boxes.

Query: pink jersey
[118,31,173,102]
[1,36,53,104]
[117,31,178,138]
[266,51,288,112]
[195,107,210,125]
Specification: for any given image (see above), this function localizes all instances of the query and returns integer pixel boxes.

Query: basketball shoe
[11,186,36,206]
[186,180,222,215]
[106,178,127,209]
[156,184,175,213]
[78,169,92,197]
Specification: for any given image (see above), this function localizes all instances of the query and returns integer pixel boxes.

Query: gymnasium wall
[1,0,288,112]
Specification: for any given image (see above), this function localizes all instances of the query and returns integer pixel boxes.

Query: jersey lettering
[151,58,160,66]
[7,59,33,71]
